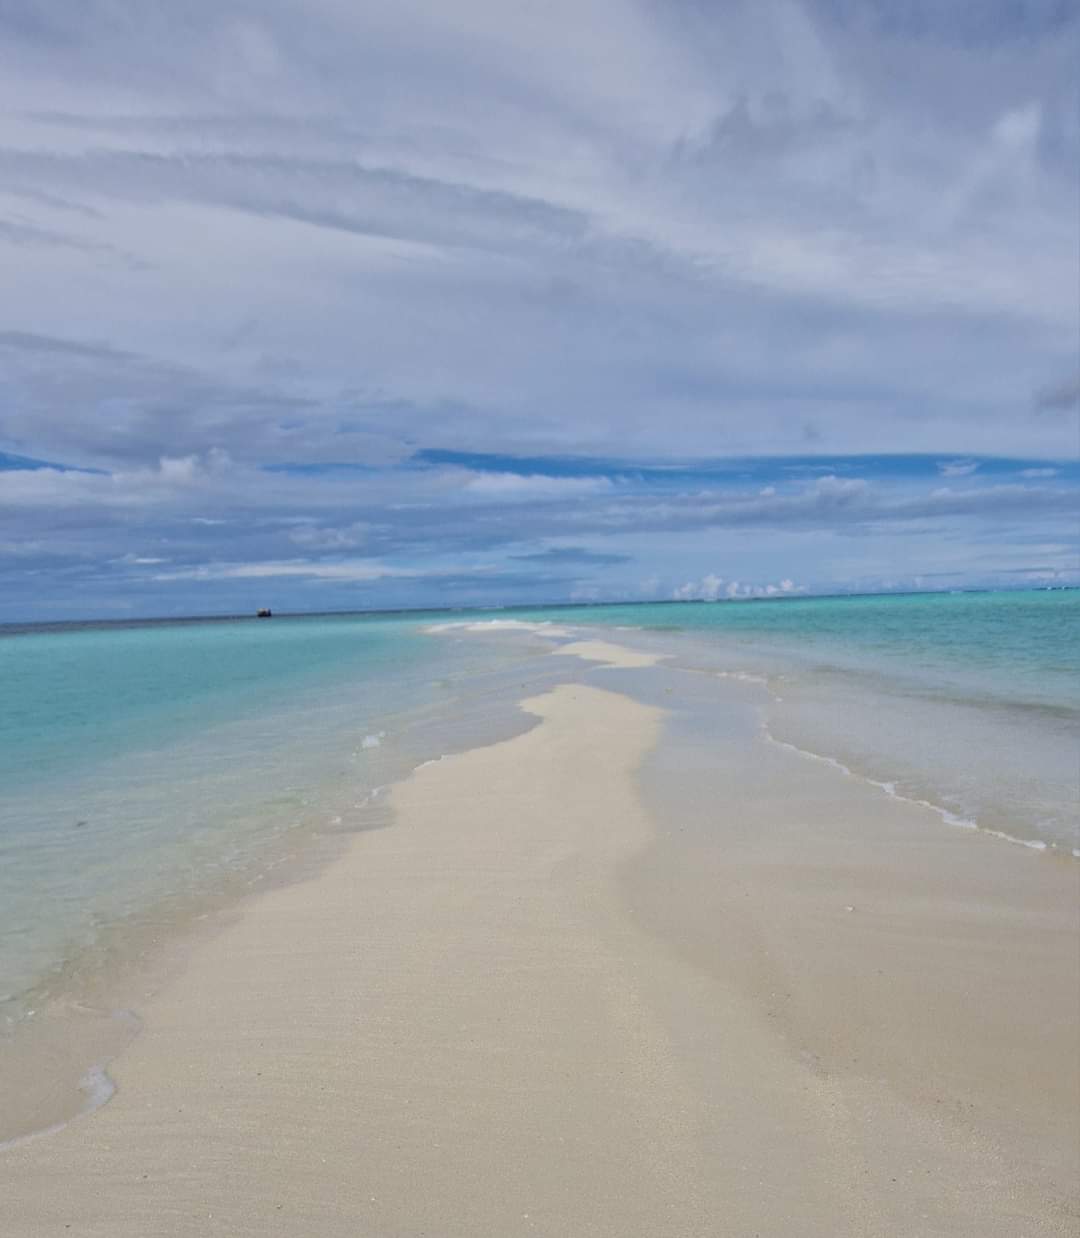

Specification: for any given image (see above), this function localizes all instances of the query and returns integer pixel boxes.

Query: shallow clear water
[0,613,554,1019]
[504,590,1080,713]
[2,589,1076,1027]
[459,590,1080,853]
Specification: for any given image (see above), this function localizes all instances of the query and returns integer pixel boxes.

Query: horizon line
[2,582,1074,632]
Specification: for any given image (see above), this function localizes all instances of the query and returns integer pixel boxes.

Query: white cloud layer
[0,1,1077,617]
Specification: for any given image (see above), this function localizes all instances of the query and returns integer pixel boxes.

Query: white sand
[556,639,662,668]
[2,686,705,1234]
[2,674,1076,1236]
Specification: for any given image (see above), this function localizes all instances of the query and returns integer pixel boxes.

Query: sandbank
[556,639,663,668]
[1,663,1076,1236]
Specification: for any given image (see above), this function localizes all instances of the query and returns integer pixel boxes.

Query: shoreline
[0,632,567,1148]
[624,659,1080,1231]
[0,681,687,1234]
[4,600,1074,1061]
[760,724,1073,856]
[2,643,1077,1234]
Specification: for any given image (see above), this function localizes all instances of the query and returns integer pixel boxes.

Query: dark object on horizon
[256,608,273,618]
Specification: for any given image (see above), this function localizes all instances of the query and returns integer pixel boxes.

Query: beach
[6,0,1077,1229]
[1,637,1077,1236]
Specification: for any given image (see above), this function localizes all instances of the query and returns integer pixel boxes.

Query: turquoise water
[0,613,554,1019]
[3,616,440,789]
[1,590,1076,1027]
[503,589,1080,714]
[447,590,1080,852]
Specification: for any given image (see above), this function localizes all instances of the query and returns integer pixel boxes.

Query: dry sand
[1,673,1077,1236]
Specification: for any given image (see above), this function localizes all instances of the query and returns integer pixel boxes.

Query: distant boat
[256,608,273,618]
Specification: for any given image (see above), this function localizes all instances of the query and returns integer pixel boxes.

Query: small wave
[981,829,1048,852]
[360,732,385,750]
[0,1058,118,1154]
[352,785,385,806]
[424,619,576,638]
[762,727,1060,856]
[79,1063,116,1112]
[715,670,770,687]
[416,755,448,771]
[766,732,854,778]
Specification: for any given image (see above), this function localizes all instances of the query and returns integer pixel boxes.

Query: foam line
[0,1062,118,1154]
[762,727,1057,855]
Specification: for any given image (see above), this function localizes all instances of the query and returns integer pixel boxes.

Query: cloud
[286,522,368,550]
[937,459,979,477]
[149,559,568,599]
[993,103,1042,152]
[461,473,614,501]
[0,4,1076,463]
[0,449,100,473]
[152,559,416,582]
[510,546,631,566]
[1035,375,1080,411]
[673,572,725,601]
[585,477,1078,538]
[0,216,123,257]
[0,1,1077,617]
[674,574,803,601]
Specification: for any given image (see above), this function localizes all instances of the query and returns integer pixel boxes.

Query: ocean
[2,589,1076,1035]
[504,588,1080,855]
[0,612,561,1029]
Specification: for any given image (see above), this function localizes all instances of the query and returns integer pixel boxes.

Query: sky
[1,0,1077,621]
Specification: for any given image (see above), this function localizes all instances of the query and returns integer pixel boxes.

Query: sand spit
[555,639,663,668]
[2,675,1076,1236]
[2,686,696,1235]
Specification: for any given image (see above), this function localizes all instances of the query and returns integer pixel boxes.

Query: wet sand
[1,663,1077,1236]
[554,639,664,668]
